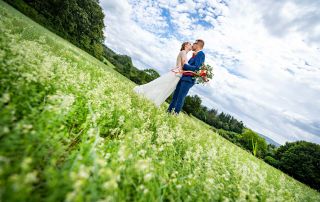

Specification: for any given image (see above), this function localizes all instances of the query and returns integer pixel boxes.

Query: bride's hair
[180,42,190,51]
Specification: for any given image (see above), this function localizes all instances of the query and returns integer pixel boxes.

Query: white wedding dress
[134,50,187,107]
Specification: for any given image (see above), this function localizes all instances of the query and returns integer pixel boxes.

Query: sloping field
[0,1,319,201]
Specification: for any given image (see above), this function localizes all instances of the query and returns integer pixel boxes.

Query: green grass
[0,1,319,201]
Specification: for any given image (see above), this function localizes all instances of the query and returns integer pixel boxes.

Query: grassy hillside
[0,1,319,201]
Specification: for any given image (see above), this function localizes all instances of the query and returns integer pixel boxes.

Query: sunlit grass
[0,1,319,201]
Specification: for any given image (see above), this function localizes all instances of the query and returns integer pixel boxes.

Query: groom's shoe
[167,110,179,116]
[172,112,179,116]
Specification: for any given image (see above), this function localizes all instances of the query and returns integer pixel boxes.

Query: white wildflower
[127,154,133,160]
[138,149,147,157]
[98,168,113,176]
[96,158,106,167]
[118,145,127,162]
[87,128,95,138]
[138,185,145,191]
[158,146,164,152]
[60,94,75,109]
[46,93,75,113]
[144,173,153,182]
[103,179,118,190]
[1,93,10,103]
[135,159,151,172]
[78,165,90,179]
[171,171,178,177]
[66,190,77,202]
[207,178,214,184]
[0,156,9,163]
[104,153,111,160]
[22,124,33,133]
[24,171,38,183]
[73,179,85,190]
[97,196,114,202]
[118,115,125,125]
[21,157,32,171]
[2,126,10,134]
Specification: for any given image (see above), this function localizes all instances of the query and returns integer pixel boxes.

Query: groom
[168,39,205,114]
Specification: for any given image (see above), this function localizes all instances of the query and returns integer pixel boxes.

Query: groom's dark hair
[196,39,204,48]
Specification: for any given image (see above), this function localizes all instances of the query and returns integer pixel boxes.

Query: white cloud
[100,0,320,145]
[256,0,320,46]
[128,0,169,34]
[100,0,182,74]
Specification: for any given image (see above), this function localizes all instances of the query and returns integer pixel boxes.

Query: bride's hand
[171,67,181,73]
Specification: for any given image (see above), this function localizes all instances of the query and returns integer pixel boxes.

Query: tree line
[103,46,160,85]
[5,0,105,59]
[183,95,244,133]
[5,0,320,191]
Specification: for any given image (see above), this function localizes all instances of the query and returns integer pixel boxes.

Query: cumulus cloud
[255,0,320,46]
[100,0,181,74]
[100,0,320,145]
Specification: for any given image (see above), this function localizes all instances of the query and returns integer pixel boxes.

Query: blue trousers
[168,79,194,113]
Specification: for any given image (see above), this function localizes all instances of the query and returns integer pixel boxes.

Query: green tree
[183,95,202,115]
[143,69,160,82]
[5,0,105,59]
[239,129,267,158]
[274,141,320,190]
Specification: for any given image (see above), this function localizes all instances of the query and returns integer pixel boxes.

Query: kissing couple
[134,39,205,114]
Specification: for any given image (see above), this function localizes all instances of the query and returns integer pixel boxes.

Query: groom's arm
[183,52,205,71]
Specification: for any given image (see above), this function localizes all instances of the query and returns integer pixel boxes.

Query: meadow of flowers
[0,1,319,201]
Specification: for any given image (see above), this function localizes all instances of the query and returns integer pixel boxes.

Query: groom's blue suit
[168,50,205,113]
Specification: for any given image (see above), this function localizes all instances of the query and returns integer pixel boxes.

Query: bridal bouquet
[193,63,214,84]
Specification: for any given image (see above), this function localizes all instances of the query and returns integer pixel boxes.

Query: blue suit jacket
[181,51,205,83]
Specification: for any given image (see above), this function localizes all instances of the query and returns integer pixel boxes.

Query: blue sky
[100,0,320,145]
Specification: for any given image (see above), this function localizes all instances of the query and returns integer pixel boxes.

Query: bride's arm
[179,59,185,70]
[181,55,188,69]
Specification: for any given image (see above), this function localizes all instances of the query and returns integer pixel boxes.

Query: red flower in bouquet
[199,69,207,77]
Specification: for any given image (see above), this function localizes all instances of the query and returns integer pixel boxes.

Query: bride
[134,42,192,106]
